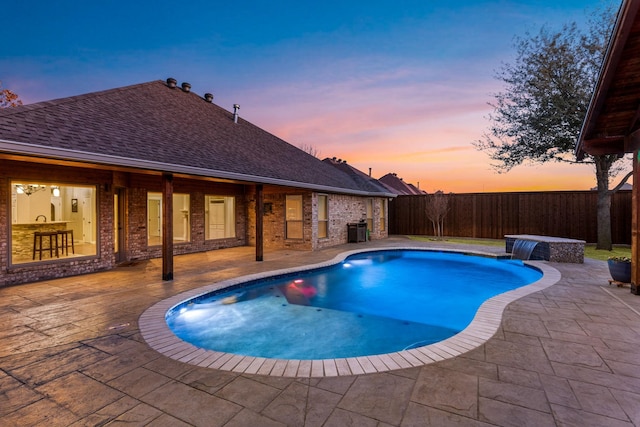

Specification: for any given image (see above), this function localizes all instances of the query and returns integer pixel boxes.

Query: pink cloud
[243,64,593,194]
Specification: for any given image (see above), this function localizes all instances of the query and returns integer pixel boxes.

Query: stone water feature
[511,239,539,260]
[505,234,585,263]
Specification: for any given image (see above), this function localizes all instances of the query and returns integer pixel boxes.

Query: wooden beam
[632,151,640,295]
[625,128,640,153]
[625,101,640,135]
[580,1,640,149]
[162,173,174,281]
[580,136,626,156]
[255,184,264,262]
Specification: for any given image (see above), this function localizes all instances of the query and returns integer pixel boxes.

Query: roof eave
[0,139,396,198]
[576,0,640,160]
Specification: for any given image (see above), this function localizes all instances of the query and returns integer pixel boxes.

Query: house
[378,173,426,195]
[322,157,392,233]
[575,0,640,294]
[0,78,395,286]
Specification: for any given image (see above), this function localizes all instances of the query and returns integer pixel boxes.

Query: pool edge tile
[138,247,562,378]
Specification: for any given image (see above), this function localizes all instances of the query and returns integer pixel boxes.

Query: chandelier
[15,184,47,196]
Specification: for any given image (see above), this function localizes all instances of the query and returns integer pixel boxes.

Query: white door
[208,200,225,239]
[148,199,161,239]
[82,196,94,243]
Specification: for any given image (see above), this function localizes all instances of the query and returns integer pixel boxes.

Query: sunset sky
[1,1,626,193]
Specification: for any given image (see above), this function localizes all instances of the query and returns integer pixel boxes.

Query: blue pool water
[166,250,542,359]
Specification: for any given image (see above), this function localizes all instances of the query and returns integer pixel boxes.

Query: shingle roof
[378,173,425,195]
[322,157,392,195]
[0,80,394,196]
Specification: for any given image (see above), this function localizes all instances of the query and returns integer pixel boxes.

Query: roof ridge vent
[166,77,177,88]
[204,93,214,103]
[181,82,191,93]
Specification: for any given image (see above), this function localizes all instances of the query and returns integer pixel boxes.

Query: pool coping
[138,247,561,378]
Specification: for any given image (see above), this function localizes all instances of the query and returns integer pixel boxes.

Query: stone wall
[505,234,585,263]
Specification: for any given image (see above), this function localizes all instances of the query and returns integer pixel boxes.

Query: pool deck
[1,236,640,426]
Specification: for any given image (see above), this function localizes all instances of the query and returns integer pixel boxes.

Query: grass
[406,235,631,262]
[584,245,631,261]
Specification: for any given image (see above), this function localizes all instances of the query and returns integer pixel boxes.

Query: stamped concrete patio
[1,237,639,426]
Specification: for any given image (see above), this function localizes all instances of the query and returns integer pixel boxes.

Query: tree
[425,191,449,240]
[473,5,630,250]
[0,81,22,108]
[299,143,321,158]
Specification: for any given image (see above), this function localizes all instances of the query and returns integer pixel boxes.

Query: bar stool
[33,231,59,260]
[57,229,75,256]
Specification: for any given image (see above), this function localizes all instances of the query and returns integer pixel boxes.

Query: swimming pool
[140,247,560,377]
[166,250,541,359]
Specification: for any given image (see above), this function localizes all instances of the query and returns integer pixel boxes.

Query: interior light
[14,183,46,196]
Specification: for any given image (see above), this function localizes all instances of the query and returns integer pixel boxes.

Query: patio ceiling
[576,0,640,159]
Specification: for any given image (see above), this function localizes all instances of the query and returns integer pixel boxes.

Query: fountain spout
[511,239,538,260]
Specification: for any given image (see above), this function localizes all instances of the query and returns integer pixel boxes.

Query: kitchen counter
[12,222,73,259]
[15,221,71,225]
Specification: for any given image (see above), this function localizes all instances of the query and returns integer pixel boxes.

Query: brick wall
[0,159,388,286]
[316,194,388,249]
[127,187,150,260]
[246,188,389,251]
[0,176,8,282]
[126,176,248,260]
[0,164,248,287]
[246,189,313,251]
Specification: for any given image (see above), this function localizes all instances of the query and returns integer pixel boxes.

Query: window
[286,195,303,239]
[147,192,190,245]
[366,198,373,232]
[379,199,386,231]
[205,195,236,239]
[11,182,97,265]
[317,194,328,239]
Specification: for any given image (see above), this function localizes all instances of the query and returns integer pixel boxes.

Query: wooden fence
[389,191,632,244]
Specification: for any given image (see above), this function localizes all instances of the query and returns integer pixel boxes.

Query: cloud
[245,60,498,143]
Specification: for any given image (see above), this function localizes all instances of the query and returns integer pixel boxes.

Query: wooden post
[162,173,174,281]
[256,184,264,262]
[631,151,640,294]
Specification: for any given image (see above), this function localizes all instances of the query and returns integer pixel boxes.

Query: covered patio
[1,237,639,426]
